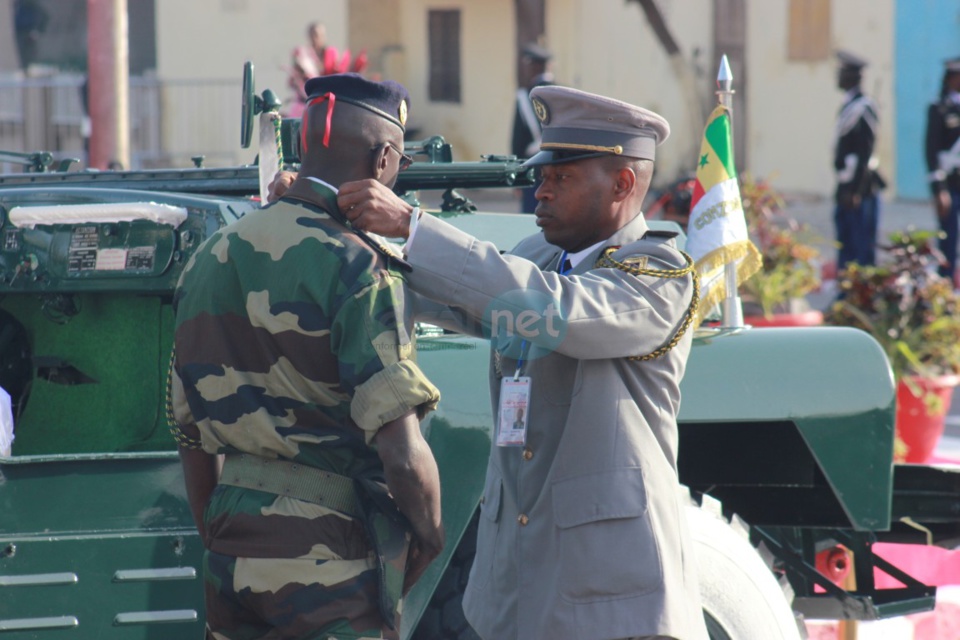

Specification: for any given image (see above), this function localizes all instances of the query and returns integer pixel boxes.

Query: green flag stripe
[704,111,736,177]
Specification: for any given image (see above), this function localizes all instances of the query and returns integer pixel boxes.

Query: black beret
[304,73,410,130]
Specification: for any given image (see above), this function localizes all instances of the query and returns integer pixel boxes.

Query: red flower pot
[895,375,960,463]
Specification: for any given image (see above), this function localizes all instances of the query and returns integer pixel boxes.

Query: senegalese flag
[685,104,761,323]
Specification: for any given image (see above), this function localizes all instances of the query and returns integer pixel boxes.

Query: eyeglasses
[382,142,414,171]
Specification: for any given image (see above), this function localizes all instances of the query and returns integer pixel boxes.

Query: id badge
[497,376,531,447]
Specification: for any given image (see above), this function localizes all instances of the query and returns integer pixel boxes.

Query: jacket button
[522,448,533,460]
[517,514,529,526]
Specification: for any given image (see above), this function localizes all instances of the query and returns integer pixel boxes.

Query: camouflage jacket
[170,194,439,559]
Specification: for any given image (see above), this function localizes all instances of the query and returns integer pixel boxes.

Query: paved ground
[805,586,960,639]
[779,193,935,267]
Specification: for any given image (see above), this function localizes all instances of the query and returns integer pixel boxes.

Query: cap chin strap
[521,149,610,169]
[301,92,337,153]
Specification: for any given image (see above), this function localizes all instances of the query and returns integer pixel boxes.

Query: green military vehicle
[0,70,958,639]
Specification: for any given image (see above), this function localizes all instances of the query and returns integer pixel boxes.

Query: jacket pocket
[469,470,502,592]
[553,468,662,603]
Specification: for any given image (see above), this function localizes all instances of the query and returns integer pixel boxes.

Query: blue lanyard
[514,251,571,379]
[513,341,529,380]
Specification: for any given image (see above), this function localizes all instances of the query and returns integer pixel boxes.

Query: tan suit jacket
[407,213,707,640]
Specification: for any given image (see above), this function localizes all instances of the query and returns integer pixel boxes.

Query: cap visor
[520,150,556,168]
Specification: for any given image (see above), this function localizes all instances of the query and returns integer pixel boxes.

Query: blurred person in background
[925,56,960,285]
[284,22,368,118]
[512,43,554,213]
[833,50,884,270]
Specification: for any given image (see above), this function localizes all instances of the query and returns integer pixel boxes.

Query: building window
[787,0,830,61]
[428,9,461,103]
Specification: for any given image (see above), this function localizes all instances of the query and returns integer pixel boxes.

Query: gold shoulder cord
[166,349,204,450]
[594,246,700,361]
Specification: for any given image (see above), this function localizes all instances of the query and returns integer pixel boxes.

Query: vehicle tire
[414,495,806,640]
[411,511,481,640]
[690,492,806,640]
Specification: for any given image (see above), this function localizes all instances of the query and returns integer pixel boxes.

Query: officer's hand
[339,179,415,239]
[936,190,952,219]
[403,529,444,595]
[268,171,297,201]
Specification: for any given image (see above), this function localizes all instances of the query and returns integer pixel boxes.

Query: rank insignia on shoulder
[377,239,401,259]
[364,234,412,272]
[622,256,649,269]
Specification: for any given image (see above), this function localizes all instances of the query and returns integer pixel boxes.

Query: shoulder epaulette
[642,229,679,240]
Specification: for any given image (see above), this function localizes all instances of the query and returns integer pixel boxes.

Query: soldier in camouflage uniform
[170,74,444,640]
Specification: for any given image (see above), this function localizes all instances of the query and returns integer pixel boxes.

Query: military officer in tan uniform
[340,85,707,640]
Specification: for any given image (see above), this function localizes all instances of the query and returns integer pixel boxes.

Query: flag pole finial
[716,54,735,108]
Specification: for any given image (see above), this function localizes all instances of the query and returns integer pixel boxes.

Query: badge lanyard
[498,341,532,447]
[496,251,570,447]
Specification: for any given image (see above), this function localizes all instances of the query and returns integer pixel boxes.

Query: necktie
[561,258,573,273]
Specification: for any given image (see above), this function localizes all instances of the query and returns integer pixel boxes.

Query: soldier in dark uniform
[833,50,883,269]
[511,43,554,213]
[925,57,960,284]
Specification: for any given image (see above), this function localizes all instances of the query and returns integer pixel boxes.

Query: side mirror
[240,61,281,149]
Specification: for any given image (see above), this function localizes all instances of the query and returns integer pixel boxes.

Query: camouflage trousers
[203,549,399,640]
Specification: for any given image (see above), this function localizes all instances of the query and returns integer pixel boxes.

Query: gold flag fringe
[692,239,762,327]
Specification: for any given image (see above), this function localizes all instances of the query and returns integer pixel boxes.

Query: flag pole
[716,54,745,327]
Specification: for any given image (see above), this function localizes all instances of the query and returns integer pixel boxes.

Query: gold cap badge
[398,100,408,127]
[532,97,549,124]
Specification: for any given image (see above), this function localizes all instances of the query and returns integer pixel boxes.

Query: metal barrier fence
[0,75,246,172]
